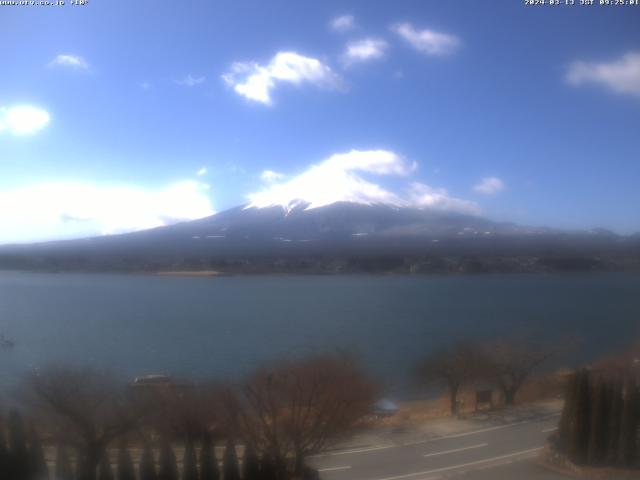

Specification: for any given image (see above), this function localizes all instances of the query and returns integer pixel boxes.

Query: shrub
[183,441,198,480]
[198,433,219,480]
[222,440,239,480]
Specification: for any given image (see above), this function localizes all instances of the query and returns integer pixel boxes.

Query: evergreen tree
[198,433,218,480]
[241,444,259,480]
[606,381,623,465]
[587,377,608,465]
[618,378,638,466]
[183,441,198,480]
[222,440,240,480]
[98,454,114,480]
[0,429,9,480]
[29,426,49,480]
[139,444,157,480]
[273,456,287,480]
[557,371,640,469]
[53,446,73,480]
[568,369,590,464]
[557,371,578,452]
[76,451,91,480]
[8,410,30,480]
[116,446,135,480]
[258,454,276,480]
[158,441,178,480]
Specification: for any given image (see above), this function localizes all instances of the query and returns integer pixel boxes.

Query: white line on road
[313,444,395,457]
[372,447,544,480]
[318,466,352,472]
[414,415,558,444]
[423,443,488,458]
[542,427,557,433]
[310,413,559,458]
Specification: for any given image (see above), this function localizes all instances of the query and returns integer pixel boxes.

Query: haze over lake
[1,271,639,396]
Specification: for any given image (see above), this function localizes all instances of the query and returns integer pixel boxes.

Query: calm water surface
[1,271,639,395]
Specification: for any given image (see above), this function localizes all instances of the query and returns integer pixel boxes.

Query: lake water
[1,271,639,396]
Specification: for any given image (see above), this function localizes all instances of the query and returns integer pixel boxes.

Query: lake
[1,271,639,396]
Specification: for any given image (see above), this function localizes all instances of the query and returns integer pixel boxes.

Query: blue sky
[1,0,639,243]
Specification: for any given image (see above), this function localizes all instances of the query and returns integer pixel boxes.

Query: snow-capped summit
[244,150,479,215]
[246,150,408,212]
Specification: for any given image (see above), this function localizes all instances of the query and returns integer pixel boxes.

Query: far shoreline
[154,270,225,277]
[1,268,640,278]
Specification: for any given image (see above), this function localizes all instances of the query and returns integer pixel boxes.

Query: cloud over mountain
[247,149,477,214]
[261,170,286,183]
[409,182,479,214]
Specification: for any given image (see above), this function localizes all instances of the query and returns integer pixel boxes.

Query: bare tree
[146,382,223,443]
[23,366,149,480]
[592,341,640,381]
[416,342,485,415]
[227,353,378,476]
[480,337,556,405]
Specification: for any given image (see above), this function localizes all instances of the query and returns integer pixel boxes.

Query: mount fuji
[0,201,637,274]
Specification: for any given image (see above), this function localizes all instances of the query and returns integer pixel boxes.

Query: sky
[1,0,639,244]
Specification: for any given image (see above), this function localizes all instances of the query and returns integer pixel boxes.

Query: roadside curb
[538,445,640,480]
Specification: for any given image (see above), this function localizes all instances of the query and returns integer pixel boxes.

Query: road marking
[311,444,403,457]
[310,413,560,458]
[372,447,543,480]
[542,427,557,433]
[414,414,559,444]
[318,466,352,472]
[313,444,396,457]
[423,443,488,458]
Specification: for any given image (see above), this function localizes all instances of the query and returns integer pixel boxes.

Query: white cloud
[330,14,355,33]
[566,51,640,97]
[139,81,151,90]
[48,54,90,70]
[247,150,412,210]
[176,74,206,87]
[409,183,480,215]
[245,149,482,216]
[391,23,460,56]
[260,170,286,183]
[473,177,505,195]
[222,51,342,105]
[247,150,477,214]
[0,181,214,244]
[196,167,207,176]
[0,105,50,135]
[342,38,388,65]
[327,149,416,175]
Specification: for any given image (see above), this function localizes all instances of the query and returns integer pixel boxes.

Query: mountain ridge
[0,201,638,274]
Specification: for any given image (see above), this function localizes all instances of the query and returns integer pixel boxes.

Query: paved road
[309,414,567,480]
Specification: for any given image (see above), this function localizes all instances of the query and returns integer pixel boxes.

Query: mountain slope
[0,202,638,273]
